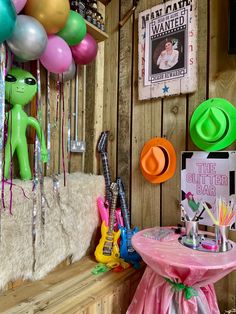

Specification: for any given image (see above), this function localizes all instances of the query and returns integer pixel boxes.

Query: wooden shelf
[85,20,109,42]
[99,0,111,5]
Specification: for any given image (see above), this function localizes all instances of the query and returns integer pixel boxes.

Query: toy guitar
[95,182,121,265]
[97,197,109,227]
[97,196,124,231]
[117,177,141,267]
[97,131,112,207]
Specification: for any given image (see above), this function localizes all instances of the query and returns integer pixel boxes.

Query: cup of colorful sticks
[202,198,236,252]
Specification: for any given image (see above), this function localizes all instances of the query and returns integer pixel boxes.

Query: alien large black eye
[24,77,36,85]
[5,74,17,82]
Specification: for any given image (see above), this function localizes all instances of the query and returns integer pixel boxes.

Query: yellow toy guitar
[95,182,121,264]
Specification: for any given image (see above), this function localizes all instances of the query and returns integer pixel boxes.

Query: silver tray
[178,235,233,253]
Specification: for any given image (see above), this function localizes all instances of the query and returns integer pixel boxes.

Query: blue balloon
[0,0,17,43]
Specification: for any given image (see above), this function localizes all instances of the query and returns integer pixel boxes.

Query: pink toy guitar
[97,197,109,227]
[97,196,124,230]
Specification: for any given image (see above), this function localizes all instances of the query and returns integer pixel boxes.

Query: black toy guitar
[97,131,112,207]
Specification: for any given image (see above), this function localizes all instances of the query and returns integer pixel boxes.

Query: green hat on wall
[190,98,236,151]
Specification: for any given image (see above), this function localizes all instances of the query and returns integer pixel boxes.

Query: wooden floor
[0,256,144,314]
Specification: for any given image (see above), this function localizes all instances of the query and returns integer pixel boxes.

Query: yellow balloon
[24,0,70,34]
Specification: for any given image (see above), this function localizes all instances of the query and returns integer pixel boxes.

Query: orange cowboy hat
[140,137,176,184]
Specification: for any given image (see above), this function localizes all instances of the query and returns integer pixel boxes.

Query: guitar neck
[108,192,118,235]
[117,178,131,231]
[100,152,112,206]
[119,192,131,230]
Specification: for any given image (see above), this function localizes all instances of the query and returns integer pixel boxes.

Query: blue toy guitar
[117,177,141,268]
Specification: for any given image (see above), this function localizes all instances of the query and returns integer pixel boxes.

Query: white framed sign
[138,0,197,100]
[181,151,236,230]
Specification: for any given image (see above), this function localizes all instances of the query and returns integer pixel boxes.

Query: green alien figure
[4,67,48,180]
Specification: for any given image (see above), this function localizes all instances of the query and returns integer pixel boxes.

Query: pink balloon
[40,35,72,74]
[12,0,27,13]
[71,33,98,65]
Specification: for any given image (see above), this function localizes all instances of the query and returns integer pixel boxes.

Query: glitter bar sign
[181,151,236,230]
[138,0,197,100]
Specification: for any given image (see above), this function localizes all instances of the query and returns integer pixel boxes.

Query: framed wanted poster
[181,151,236,230]
[138,0,197,100]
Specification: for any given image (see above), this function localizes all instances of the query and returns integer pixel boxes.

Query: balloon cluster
[1,0,98,81]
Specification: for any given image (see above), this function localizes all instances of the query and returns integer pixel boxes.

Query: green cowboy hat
[190,98,236,151]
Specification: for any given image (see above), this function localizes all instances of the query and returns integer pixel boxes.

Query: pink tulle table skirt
[127,228,236,314]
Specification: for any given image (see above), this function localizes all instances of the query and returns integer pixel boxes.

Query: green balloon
[4,67,48,180]
[57,10,87,46]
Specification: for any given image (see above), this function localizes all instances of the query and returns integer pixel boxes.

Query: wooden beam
[131,0,163,229]
[117,0,133,203]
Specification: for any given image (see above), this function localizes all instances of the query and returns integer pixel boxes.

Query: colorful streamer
[60,76,66,186]
[0,44,5,153]
[52,175,70,243]
[0,43,6,216]
[46,71,51,170]
[32,178,38,272]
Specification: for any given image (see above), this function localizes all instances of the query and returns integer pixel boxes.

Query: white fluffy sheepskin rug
[0,172,104,290]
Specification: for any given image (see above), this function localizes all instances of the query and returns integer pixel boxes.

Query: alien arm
[28,117,48,162]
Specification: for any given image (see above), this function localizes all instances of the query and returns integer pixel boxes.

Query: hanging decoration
[0,44,6,180]
[35,61,49,235]
[46,71,51,171]
[52,175,70,245]
[12,0,27,14]
[6,15,48,62]
[57,10,87,46]
[40,35,72,74]
[71,33,98,65]
[0,43,5,240]
[0,0,16,43]
[51,59,76,83]
[32,61,41,263]
[60,78,66,186]
[4,67,48,180]
[138,0,197,100]
[0,0,99,208]
[0,45,14,216]
[24,0,70,35]
[32,184,37,272]
[5,45,13,76]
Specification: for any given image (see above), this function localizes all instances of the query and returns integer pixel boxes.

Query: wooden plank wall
[5,0,236,311]
[208,1,236,311]
[103,0,236,312]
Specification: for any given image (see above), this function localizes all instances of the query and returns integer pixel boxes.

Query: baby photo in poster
[181,151,236,230]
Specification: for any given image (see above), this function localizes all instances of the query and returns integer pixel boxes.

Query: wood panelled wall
[103,0,236,312]
[7,0,236,311]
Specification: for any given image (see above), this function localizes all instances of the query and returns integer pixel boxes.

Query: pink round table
[127,228,236,314]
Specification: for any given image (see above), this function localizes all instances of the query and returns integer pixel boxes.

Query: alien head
[5,67,37,106]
